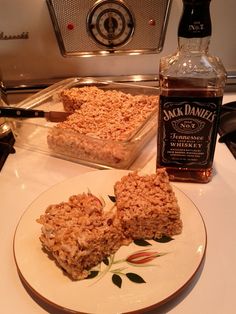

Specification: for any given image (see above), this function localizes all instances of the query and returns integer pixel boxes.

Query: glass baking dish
[9,78,159,169]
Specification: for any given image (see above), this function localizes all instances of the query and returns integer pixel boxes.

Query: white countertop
[1,93,236,314]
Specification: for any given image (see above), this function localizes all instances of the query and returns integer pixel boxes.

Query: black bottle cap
[179,0,211,38]
[183,0,211,5]
[183,0,211,4]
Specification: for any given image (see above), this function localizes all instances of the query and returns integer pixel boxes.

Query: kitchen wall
[0,0,235,84]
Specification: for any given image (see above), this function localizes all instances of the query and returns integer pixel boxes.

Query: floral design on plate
[87,235,173,288]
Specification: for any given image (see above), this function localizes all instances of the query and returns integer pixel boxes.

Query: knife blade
[0,107,72,122]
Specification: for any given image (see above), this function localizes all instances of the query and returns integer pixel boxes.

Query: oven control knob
[87,0,135,49]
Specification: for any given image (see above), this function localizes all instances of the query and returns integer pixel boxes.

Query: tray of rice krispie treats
[9,77,159,169]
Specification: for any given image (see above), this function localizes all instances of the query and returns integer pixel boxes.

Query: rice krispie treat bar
[37,192,131,280]
[60,86,105,112]
[114,169,183,239]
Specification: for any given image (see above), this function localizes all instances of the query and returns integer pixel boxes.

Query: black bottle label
[158,95,222,168]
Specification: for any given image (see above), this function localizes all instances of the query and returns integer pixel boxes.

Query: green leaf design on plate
[103,257,110,265]
[153,235,173,243]
[86,271,99,279]
[126,272,146,284]
[108,195,116,203]
[112,274,122,288]
[134,239,151,246]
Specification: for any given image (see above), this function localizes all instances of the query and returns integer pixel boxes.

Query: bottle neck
[178,1,211,53]
[178,36,210,53]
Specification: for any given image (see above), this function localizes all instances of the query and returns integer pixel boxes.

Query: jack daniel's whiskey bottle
[157,0,227,183]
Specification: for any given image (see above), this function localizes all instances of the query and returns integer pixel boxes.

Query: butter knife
[0,107,71,122]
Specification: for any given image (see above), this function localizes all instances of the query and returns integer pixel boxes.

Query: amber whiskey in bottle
[157,0,227,183]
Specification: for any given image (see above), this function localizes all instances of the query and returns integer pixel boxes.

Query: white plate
[13,170,207,314]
